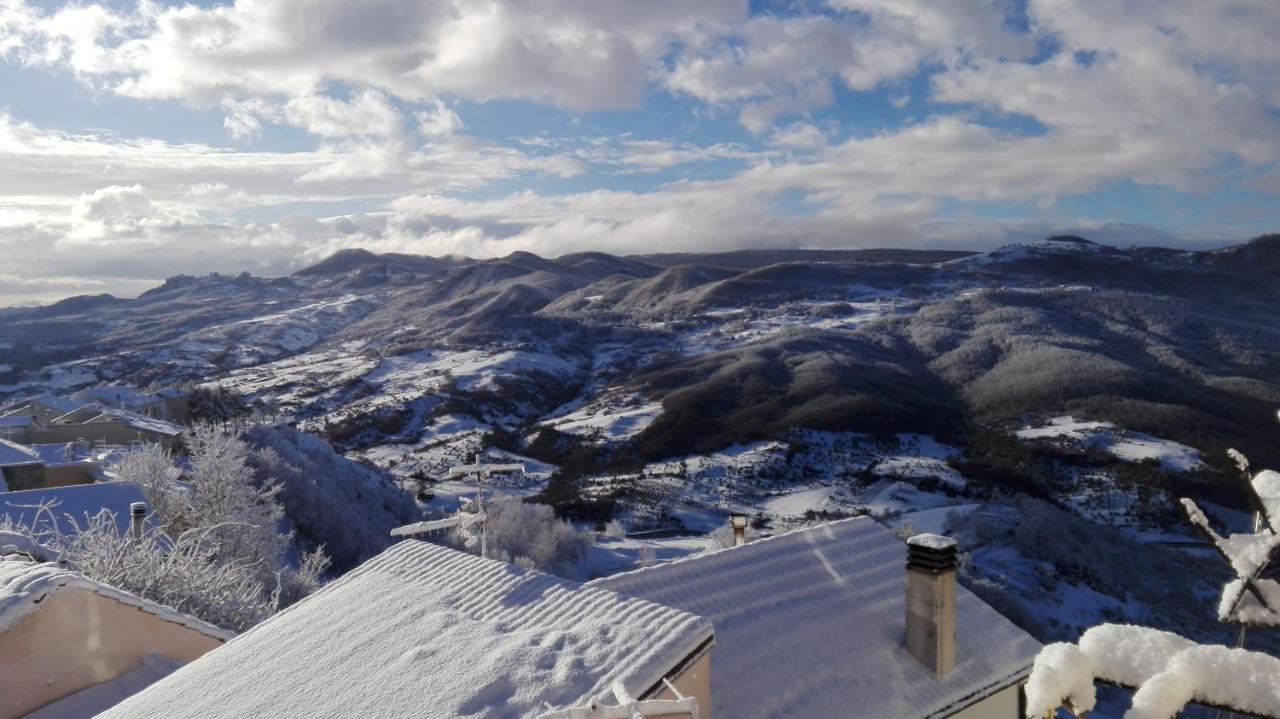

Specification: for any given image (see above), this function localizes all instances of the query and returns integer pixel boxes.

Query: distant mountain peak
[1045,234,1096,245]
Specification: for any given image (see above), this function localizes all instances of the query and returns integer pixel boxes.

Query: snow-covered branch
[1024,624,1280,719]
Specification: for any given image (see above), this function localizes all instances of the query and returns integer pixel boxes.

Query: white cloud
[2,0,747,111]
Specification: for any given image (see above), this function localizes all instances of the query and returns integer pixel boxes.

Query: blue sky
[1,0,1278,302]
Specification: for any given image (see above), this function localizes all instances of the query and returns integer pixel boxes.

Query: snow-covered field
[541,393,663,442]
[582,431,974,533]
[1017,416,1204,472]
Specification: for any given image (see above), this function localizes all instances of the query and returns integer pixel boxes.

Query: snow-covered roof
[0,416,33,427]
[69,406,184,437]
[70,385,156,410]
[1,481,157,539]
[103,540,714,719]
[26,443,101,467]
[0,393,86,416]
[0,556,231,639]
[0,439,42,467]
[590,516,1043,719]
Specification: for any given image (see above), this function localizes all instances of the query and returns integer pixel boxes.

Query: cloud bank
[0,0,1277,303]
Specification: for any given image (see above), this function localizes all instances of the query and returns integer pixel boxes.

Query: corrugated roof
[103,540,714,719]
[0,557,231,639]
[0,439,42,467]
[590,516,1042,719]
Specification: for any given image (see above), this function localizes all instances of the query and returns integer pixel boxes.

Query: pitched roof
[1,481,156,540]
[590,516,1042,719]
[0,556,230,639]
[0,394,86,416]
[0,439,42,468]
[70,386,155,410]
[61,405,183,437]
[103,540,714,719]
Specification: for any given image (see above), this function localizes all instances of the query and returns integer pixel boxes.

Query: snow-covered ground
[583,431,974,533]
[1017,416,1204,472]
[541,393,663,442]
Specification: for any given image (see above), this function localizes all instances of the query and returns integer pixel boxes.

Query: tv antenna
[391,461,524,559]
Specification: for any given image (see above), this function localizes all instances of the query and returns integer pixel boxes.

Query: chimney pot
[129,502,147,540]
[905,533,957,676]
[730,515,748,546]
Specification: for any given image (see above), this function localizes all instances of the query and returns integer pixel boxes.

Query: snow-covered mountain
[3,235,1280,655]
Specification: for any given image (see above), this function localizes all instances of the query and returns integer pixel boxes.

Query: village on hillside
[1,385,1278,718]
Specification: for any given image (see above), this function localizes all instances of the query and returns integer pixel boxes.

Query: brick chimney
[730,515,748,546]
[905,533,957,676]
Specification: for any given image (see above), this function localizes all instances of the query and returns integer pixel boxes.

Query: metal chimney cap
[129,502,148,517]
[730,515,748,529]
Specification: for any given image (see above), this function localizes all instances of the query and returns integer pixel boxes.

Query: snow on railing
[1024,624,1280,719]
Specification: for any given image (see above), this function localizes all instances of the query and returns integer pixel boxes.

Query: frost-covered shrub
[603,519,628,539]
[442,496,593,580]
[183,425,290,582]
[1,507,275,632]
[242,425,420,571]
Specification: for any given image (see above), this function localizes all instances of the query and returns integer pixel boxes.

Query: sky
[1,0,1279,304]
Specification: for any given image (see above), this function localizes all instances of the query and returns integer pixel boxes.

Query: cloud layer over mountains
[1,0,1278,303]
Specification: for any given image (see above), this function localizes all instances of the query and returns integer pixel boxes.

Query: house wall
[0,588,224,719]
[159,397,190,425]
[646,647,713,719]
[946,680,1024,719]
[0,426,29,443]
[0,463,47,492]
[32,423,178,451]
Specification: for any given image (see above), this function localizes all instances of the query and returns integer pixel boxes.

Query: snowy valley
[4,235,1280,713]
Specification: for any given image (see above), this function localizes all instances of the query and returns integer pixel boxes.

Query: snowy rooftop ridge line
[101,540,714,719]
[589,516,1042,719]
[0,557,232,639]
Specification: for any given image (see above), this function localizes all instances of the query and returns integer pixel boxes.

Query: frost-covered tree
[1024,449,1280,718]
[183,425,290,580]
[441,496,592,579]
[1,506,276,632]
[113,443,185,531]
[242,425,420,571]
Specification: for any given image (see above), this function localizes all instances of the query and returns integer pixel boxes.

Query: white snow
[591,517,1041,719]
[546,399,663,442]
[1017,416,1204,471]
[1027,623,1280,718]
[1024,643,1096,717]
[907,533,956,550]
[1221,578,1280,626]
[0,556,230,638]
[1253,469,1280,533]
[761,486,839,517]
[1,481,162,540]
[101,540,712,719]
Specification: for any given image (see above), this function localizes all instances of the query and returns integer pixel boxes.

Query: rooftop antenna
[447,461,523,558]
[392,460,524,558]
